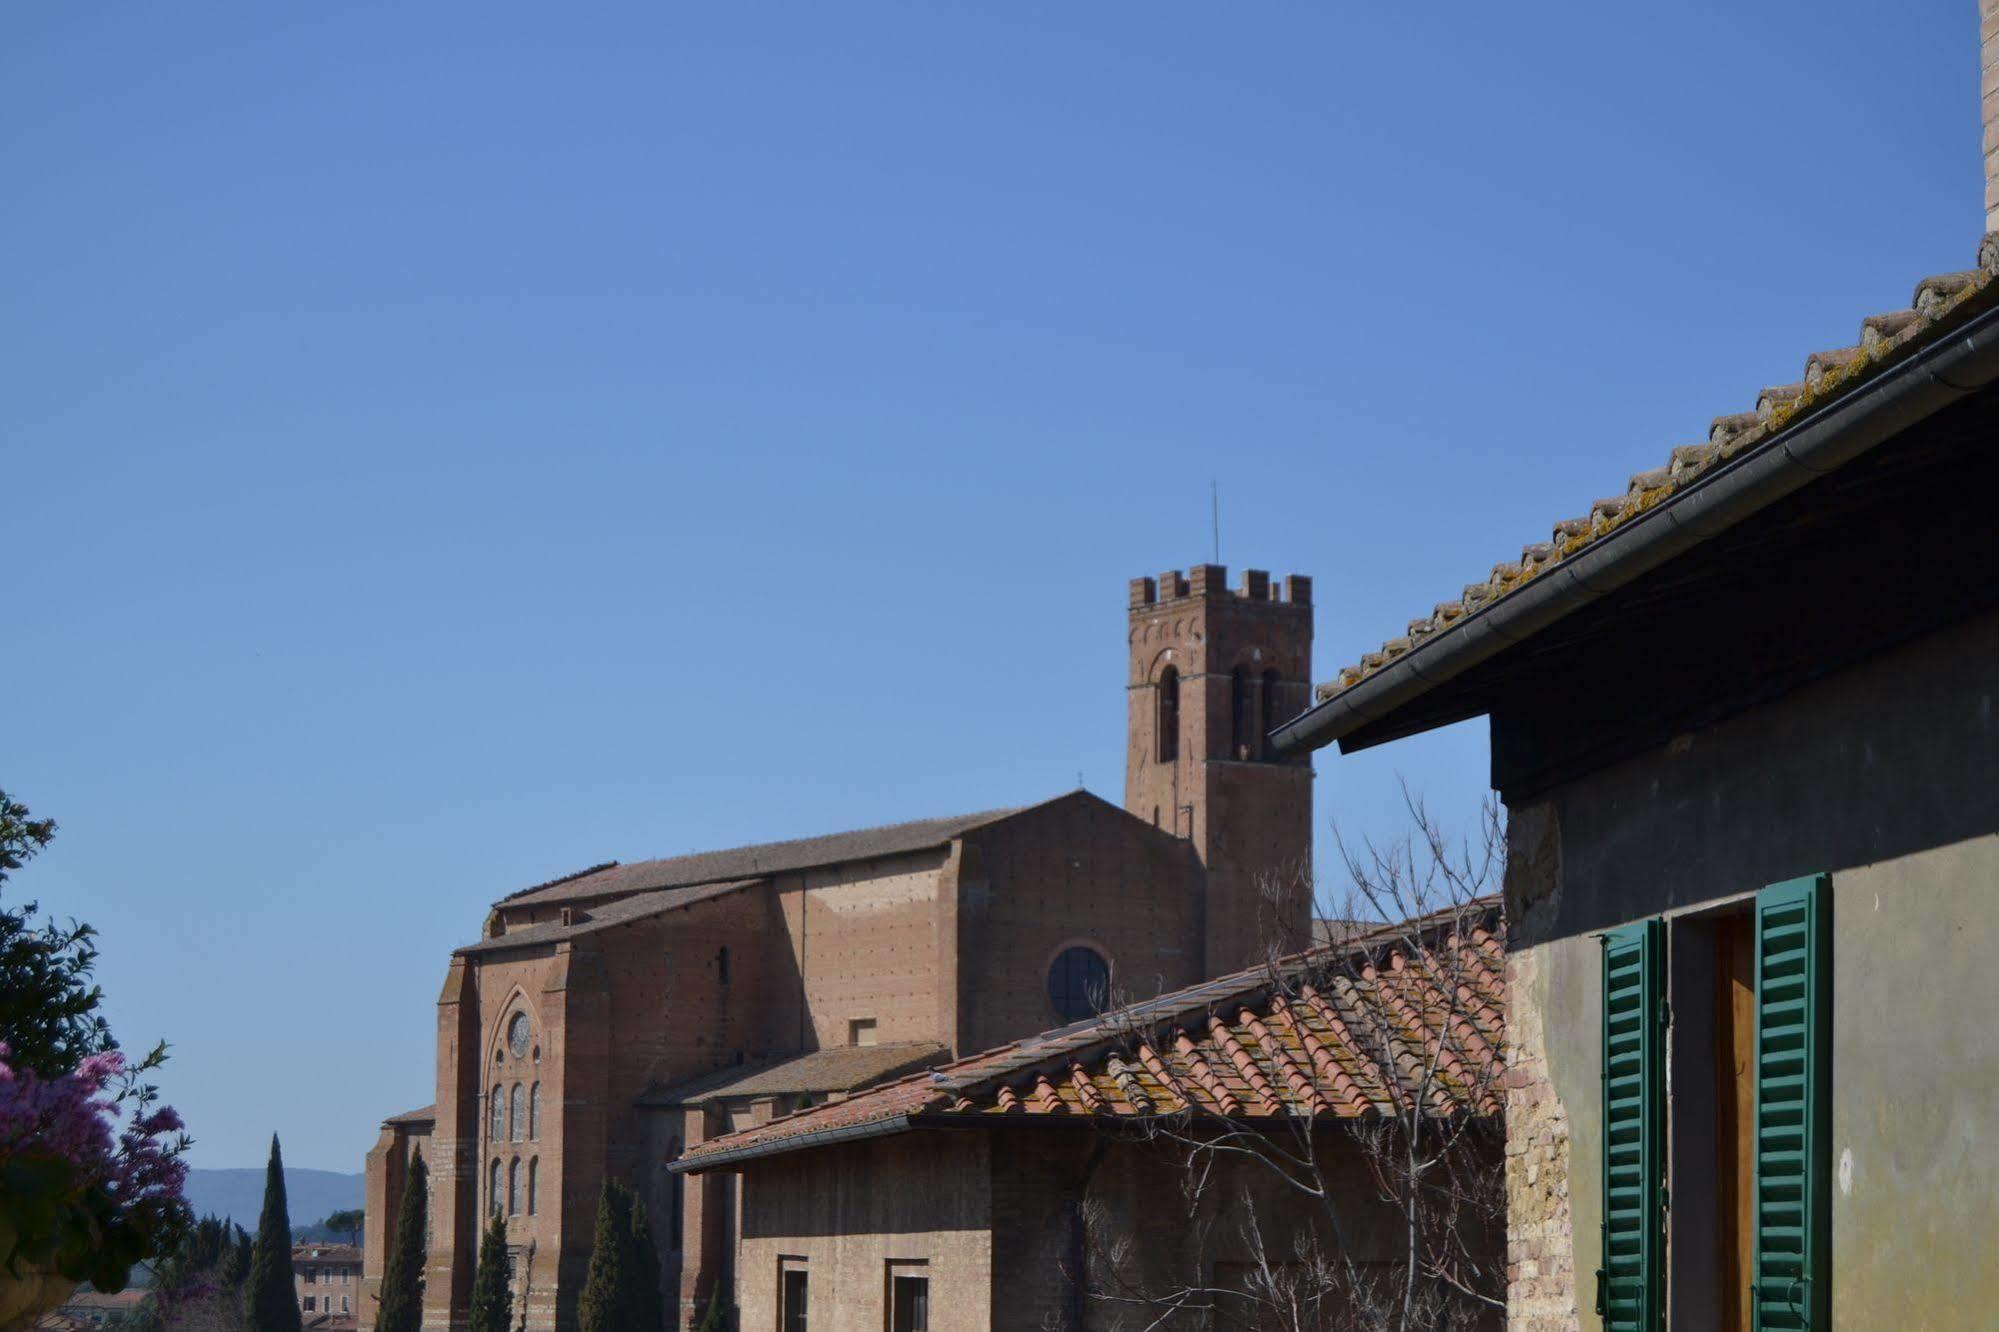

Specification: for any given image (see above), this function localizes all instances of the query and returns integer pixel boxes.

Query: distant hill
[184,1167,364,1234]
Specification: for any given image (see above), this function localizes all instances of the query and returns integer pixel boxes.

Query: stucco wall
[1501,608,1999,1331]
[1828,834,1999,1329]
[736,1134,994,1332]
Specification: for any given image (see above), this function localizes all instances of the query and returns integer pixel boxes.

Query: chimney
[1986,0,1999,234]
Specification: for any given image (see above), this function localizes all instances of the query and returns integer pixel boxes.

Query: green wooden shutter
[1751,874,1831,1331]
[1599,919,1665,1331]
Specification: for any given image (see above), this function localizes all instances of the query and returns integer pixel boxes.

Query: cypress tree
[626,1190,666,1332]
[695,1293,732,1332]
[375,1150,429,1332]
[467,1210,513,1332]
[242,1135,302,1332]
[576,1180,630,1332]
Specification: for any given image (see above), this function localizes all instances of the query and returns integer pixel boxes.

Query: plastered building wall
[1500,607,1999,1330]
[736,1134,995,1332]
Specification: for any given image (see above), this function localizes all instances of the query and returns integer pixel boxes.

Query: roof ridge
[497,803,1033,907]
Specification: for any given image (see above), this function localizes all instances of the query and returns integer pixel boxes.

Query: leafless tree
[1067,795,1507,1332]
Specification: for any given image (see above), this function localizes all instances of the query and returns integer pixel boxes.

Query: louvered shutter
[1751,874,1831,1331]
[1598,919,1664,1331]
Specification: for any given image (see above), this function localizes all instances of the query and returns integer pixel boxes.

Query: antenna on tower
[1211,480,1221,565]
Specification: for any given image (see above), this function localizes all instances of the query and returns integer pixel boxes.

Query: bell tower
[1125,565,1314,974]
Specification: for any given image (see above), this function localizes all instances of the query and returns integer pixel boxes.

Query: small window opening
[1156,666,1180,763]
[892,1275,930,1332]
[717,945,730,985]
[849,1018,878,1046]
[1230,666,1250,758]
[782,1268,810,1332]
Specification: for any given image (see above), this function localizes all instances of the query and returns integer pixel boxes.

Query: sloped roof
[677,902,1504,1172]
[382,1104,435,1126]
[458,878,762,956]
[498,805,1031,909]
[1311,257,1997,709]
[639,1042,950,1106]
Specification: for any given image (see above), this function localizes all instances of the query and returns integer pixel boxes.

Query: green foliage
[242,1136,301,1332]
[577,1179,663,1332]
[0,789,110,1081]
[467,1211,513,1332]
[576,1182,628,1332]
[319,1208,365,1244]
[626,1191,666,1332]
[374,1151,428,1332]
[696,1291,734,1332]
[131,1215,252,1331]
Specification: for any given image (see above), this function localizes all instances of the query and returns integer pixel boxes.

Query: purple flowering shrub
[0,790,191,1299]
[0,1040,191,1292]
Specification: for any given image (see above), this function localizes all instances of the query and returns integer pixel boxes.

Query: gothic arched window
[1156,666,1180,764]
[507,1158,520,1215]
[510,1084,525,1142]
[1230,667,1250,758]
[488,1159,501,1214]
[1261,668,1283,759]
[527,1158,538,1216]
[488,1086,504,1142]
[529,1083,541,1141]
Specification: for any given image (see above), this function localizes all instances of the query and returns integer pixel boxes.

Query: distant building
[41,1289,145,1328]
[293,1242,361,1326]
[362,566,1317,1329]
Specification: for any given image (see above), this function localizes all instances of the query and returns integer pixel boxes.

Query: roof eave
[1271,299,1999,757]
[672,1114,919,1174]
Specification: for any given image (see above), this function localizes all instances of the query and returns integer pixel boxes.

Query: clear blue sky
[3,3,1974,1174]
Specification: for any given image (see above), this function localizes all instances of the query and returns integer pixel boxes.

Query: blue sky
[3,3,1975,1174]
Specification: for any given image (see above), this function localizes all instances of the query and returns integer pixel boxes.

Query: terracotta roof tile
[1314,248,1999,706]
[676,902,1504,1172]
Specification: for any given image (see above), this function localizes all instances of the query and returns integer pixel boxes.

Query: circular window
[506,1013,531,1059]
[1047,946,1111,1024]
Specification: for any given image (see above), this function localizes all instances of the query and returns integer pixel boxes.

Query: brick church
[359,565,1313,1330]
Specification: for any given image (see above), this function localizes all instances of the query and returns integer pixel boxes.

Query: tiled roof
[677,903,1504,1172]
[382,1104,435,1126]
[291,1243,362,1264]
[638,1042,950,1106]
[497,805,1031,909]
[1315,256,1999,705]
[458,878,763,956]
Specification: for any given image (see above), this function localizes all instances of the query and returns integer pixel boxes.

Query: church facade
[359,565,1313,1330]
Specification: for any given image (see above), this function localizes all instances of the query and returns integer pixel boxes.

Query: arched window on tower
[529,1083,540,1141]
[488,1159,501,1214]
[488,1086,504,1143]
[1230,667,1250,758]
[1156,666,1180,764]
[510,1084,524,1142]
[1261,668,1283,759]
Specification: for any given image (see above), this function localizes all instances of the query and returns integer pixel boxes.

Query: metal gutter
[1270,298,1999,757]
